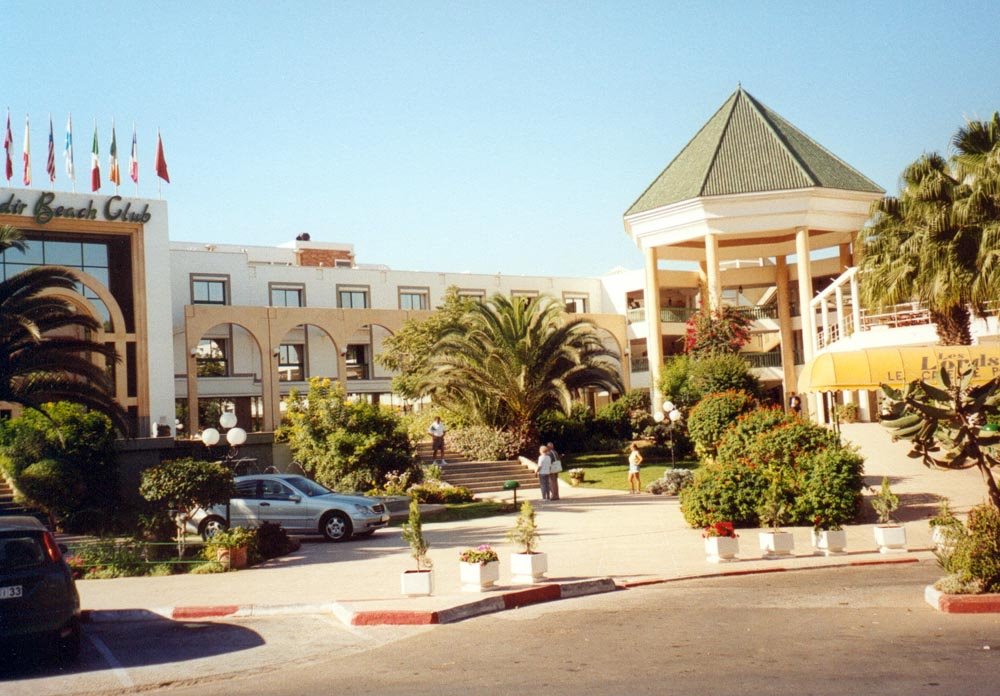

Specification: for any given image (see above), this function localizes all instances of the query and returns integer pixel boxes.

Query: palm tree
[0,225,128,433]
[859,153,984,345]
[418,294,624,454]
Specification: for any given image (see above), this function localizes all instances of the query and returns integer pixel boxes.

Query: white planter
[704,536,739,563]
[510,552,548,584]
[874,524,908,554]
[400,569,434,596]
[460,560,500,592]
[758,530,794,558]
[931,525,949,548]
[811,529,847,556]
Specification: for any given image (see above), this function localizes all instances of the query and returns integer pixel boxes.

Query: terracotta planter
[874,524,907,554]
[811,529,847,556]
[401,569,434,596]
[510,552,547,584]
[460,560,500,592]
[758,530,794,558]
[216,546,248,571]
[704,536,739,563]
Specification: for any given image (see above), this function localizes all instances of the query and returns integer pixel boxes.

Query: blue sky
[4,1,999,277]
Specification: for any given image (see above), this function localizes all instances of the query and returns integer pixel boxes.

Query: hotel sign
[0,191,152,225]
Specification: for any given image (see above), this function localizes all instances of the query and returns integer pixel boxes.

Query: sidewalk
[75,423,988,625]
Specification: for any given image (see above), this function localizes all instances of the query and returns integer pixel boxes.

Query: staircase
[0,477,47,524]
[414,440,539,495]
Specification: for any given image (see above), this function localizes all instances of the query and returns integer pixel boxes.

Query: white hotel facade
[2,87,998,444]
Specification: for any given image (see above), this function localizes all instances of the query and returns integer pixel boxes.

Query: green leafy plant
[506,500,540,554]
[871,477,900,525]
[401,498,432,570]
[449,425,520,461]
[686,390,757,459]
[756,473,789,531]
[836,402,859,424]
[407,480,475,504]
[880,367,1000,509]
[935,502,1000,593]
[458,544,499,565]
[204,526,256,552]
[799,447,865,531]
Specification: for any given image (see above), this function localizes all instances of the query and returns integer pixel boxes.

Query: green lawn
[561,450,697,491]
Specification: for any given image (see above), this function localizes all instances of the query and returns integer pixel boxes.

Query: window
[195,338,228,377]
[278,343,305,382]
[564,294,589,313]
[511,290,538,300]
[345,344,368,380]
[191,275,228,305]
[261,480,296,500]
[334,259,352,268]
[457,289,485,303]
[234,480,259,498]
[337,285,369,309]
[399,287,429,310]
[269,284,304,307]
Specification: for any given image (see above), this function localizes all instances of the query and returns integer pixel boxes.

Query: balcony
[741,352,782,368]
[630,357,649,373]
[626,307,698,324]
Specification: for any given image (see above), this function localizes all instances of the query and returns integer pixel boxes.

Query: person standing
[536,444,552,501]
[627,443,643,494]
[428,416,447,465]
[788,392,802,416]
[546,442,561,501]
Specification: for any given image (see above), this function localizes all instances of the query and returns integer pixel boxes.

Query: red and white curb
[925,585,1000,613]
[80,578,618,627]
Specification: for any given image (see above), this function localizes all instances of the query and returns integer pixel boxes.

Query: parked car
[0,516,81,662]
[188,475,390,542]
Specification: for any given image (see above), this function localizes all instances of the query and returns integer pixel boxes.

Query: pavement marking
[86,632,134,689]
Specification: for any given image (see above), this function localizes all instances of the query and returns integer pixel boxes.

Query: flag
[22,115,30,187]
[3,111,11,181]
[64,114,75,182]
[90,123,100,192]
[155,130,169,183]
[109,122,120,186]
[46,116,56,183]
[128,125,138,184]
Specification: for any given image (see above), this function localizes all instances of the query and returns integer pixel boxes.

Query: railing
[630,357,649,373]
[859,302,932,331]
[742,352,782,368]
[625,307,697,323]
[734,305,779,321]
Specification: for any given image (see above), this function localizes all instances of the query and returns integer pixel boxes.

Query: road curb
[924,585,1000,613]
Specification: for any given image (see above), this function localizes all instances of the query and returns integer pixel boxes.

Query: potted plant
[568,468,585,486]
[871,477,907,553]
[703,521,739,562]
[756,475,794,558]
[836,402,859,424]
[205,526,256,571]
[400,498,433,595]
[928,498,962,549]
[458,544,500,592]
[506,501,547,584]
[810,518,847,556]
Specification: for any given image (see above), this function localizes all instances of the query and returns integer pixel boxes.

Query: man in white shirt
[428,417,446,465]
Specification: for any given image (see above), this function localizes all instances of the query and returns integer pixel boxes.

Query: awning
[797,346,1000,393]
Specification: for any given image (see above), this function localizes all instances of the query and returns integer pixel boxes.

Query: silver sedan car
[189,475,390,542]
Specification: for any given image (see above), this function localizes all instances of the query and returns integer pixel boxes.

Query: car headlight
[352,504,375,514]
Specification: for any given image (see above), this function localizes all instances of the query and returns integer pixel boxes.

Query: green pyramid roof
[625,88,883,216]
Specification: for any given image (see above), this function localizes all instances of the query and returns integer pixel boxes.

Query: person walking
[627,443,643,494]
[428,416,447,465]
[536,444,552,501]
[547,442,561,501]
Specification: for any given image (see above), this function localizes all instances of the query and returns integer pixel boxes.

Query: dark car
[0,517,81,662]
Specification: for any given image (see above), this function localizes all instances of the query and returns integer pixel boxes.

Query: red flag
[90,123,100,192]
[46,116,56,183]
[154,131,169,183]
[128,125,138,184]
[4,111,13,181]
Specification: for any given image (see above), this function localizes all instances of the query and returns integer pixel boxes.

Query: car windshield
[283,476,331,497]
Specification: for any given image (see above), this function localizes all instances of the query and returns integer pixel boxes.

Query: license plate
[0,585,23,600]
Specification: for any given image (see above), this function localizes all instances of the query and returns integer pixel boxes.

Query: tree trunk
[931,305,972,345]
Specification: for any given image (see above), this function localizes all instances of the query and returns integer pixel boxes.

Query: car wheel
[200,516,228,540]
[320,511,352,542]
[55,619,81,663]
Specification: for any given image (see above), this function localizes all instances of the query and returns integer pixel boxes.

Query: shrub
[450,425,519,461]
[537,405,594,453]
[16,459,82,524]
[716,407,798,466]
[139,458,235,512]
[645,468,695,496]
[797,447,865,529]
[595,390,652,440]
[408,480,475,504]
[688,353,761,399]
[70,539,147,579]
[680,460,768,527]
[253,521,300,561]
[506,501,539,554]
[740,420,839,473]
[686,390,757,459]
[282,378,416,491]
[938,503,1000,593]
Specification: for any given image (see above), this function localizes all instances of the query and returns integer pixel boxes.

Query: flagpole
[49,113,54,192]
[133,121,138,197]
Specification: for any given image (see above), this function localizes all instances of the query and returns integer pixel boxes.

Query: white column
[643,247,664,414]
[850,272,861,340]
[795,228,814,361]
[704,232,721,311]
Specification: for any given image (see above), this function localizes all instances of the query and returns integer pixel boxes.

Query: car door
[258,479,307,531]
[228,479,262,528]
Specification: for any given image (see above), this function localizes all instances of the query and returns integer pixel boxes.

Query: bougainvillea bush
[686,390,758,459]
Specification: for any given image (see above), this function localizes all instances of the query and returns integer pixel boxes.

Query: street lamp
[200,410,248,527]
[661,400,682,466]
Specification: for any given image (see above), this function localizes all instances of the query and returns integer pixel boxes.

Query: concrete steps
[414,441,471,465]
[440,460,539,495]
[0,477,47,524]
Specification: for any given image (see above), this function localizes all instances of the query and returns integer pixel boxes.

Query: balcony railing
[742,352,782,368]
[734,305,779,321]
[625,307,699,324]
[630,357,649,373]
